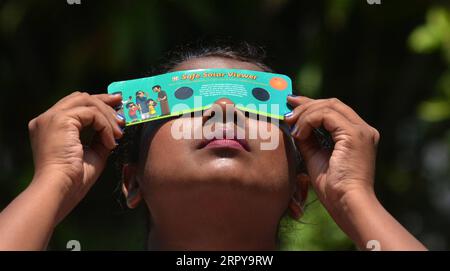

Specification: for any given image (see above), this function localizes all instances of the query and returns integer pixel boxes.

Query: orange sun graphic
[269,77,288,90]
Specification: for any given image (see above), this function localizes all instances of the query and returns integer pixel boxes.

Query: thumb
[82,134,112,187]
[295,135,330,182]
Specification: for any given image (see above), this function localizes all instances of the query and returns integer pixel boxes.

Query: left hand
[284,96,380,211]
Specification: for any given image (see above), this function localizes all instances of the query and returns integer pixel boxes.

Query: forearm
[327,188,427,251]
[0,175,67,250]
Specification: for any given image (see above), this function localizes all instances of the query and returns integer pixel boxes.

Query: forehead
[171,56,264,72]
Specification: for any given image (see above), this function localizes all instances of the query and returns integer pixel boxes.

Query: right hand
[28,92,124,213]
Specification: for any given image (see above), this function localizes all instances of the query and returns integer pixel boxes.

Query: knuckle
[82,106,96,118]
[329,98,341,106]
[52,113,65,124]
[294,104,305,113]
[70,91,82,97]
[372,127,380,144]
[357,128,366,140]
[80,92,90,99]
[28,113,48,131]
[28,118,37,131]
[321,107,332,116]
[348,125,366,140]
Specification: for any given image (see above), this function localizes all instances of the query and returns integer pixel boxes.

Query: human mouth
[198,129,250,152]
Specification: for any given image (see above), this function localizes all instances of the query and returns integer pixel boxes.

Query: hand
[284,96,427,250]
[284,96,380,210]
[28,92,124,214]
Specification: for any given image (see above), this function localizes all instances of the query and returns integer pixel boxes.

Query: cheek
[249,134,293,188]
[247,120,295,186]
[138,119,198,190]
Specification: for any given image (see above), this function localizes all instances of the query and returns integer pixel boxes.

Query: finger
[53,93,124,138]
[93,93,123,107]
[288,98,368,125]
[296,98,368,126]
[86,96,124,139]
[291,106,355,142]
[91,95,125,137]
[63,106,117,150]
[53,91,84,108]
[284,96,315,125]
[326,98,367,125]
[54,92,121,112]
[293,129,328,169]
[83,133,111,183]
[287,95,314,107]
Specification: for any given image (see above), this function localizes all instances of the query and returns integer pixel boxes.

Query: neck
[145,189,282,250]
[148,219,279,251]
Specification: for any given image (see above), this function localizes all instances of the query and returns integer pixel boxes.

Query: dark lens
[252,87,270,101]
[174,87,194,100]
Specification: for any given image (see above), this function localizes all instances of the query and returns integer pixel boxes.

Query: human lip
[198,130,250,152]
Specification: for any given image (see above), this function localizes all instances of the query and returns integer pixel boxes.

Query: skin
[0,57,426,250]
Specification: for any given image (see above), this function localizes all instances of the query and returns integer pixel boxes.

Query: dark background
[0,0,449,250]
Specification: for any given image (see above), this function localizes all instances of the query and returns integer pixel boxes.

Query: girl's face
[124,57,305,246]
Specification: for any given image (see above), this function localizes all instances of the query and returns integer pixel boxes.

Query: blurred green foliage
[0,0,449,250]
[279,191,354,250]
[409,6,450,122]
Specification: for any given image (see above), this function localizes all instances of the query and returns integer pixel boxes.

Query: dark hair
[154,39,273,74]
[125,102,136,108]
[136,91,144,96]
[152,85,161,90]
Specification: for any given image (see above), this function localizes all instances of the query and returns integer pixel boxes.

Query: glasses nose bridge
[213,97,235,114]
[202,97,243,124]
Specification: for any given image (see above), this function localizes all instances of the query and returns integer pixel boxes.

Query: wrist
[319,183,377,216]
[324,185,380,229]
[30,170,82,224]
[336,186,378,215]
[322,184,427,250]
[323,185,385,249]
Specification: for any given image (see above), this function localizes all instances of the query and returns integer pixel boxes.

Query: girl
[146,98,158,118]
[0,41,426,250]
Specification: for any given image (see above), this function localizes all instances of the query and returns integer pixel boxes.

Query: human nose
[202,98,246,125]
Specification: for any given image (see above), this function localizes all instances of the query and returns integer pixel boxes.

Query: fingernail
[116,113,125,121]
[290,125,299,136]
[284,111,293,118]
[289,125,295,133]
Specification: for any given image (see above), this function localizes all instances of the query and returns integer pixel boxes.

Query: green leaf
[418,99,450,122]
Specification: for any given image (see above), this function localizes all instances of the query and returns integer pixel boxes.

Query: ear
[122,163,143,209]
[288,173,310,220]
